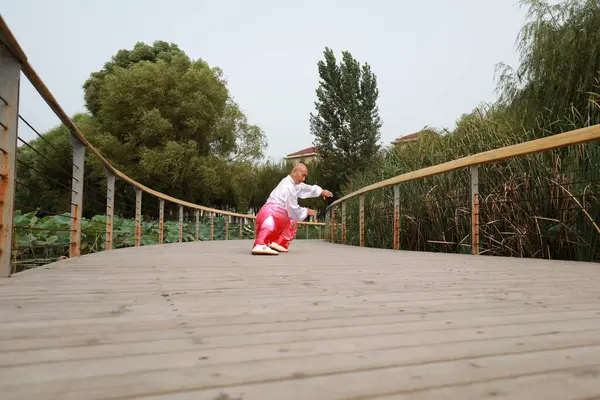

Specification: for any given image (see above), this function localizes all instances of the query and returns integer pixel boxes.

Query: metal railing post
[105,168,115,250]
[69,133,85,258]
[158,199,164,244]
[393,184,400,250]
[330,207,335,243]
[341,202,346,244]
[239,217,243,240]
[225,215,229,240]
[195,210,200,241]
[0,45,20,277]
[178,205,183,243]
[210,213,214,240]
[470,165,480,255]
[359,195,365,247]
[134,187,142,247]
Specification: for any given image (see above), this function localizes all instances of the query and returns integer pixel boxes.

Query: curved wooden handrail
[0,16,324,225]
[328,124,600,209]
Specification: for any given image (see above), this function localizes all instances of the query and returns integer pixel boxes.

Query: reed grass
[327,105,600,262]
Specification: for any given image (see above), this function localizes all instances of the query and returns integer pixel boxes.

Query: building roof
[392,130,439,144]
[286,146,318,158]
[392,132,420,143]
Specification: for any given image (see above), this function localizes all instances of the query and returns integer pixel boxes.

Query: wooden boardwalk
[1,240,600,399]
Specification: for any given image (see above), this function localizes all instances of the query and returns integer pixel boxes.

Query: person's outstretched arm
[297,183,333,199]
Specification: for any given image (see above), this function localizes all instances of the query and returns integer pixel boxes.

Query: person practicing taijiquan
[251,163,333,255]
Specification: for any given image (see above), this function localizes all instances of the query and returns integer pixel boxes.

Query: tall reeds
[329,105,600,262]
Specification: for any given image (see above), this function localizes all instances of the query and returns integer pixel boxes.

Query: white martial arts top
[266,175,323,221]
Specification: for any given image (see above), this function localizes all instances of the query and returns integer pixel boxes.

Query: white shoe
[251,244,279,255]
[269,242,288,253]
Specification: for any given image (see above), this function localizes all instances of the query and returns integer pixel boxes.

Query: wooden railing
[326,125,600,259]
[0,16,324,277]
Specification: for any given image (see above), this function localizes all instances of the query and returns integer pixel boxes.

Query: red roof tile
[286,146,317,157]
[393,132,420,142]
[392,130,440,143]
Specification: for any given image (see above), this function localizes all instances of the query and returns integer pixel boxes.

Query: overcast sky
[2,0,528,161]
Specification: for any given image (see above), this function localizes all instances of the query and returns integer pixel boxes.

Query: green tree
[309,47,383,197]
[16,41,268,219]
[495,0,600,127]
[83,41,186,117]
[81,40,267,208]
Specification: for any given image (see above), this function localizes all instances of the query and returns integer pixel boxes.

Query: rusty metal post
[330,207,335,243]
[306,223,309,239]
[195,210,200,241]
[225,215,229,240]
[0,45,20,277]
[134,187,142,247]
[158,199,164,244]
[210,213,214,240]
[359,195,365,247]
[69,133,85,258]
[105,168,115,250]
[178,205,183,243]
[239,217,243,240]
[341,201,347,244]
[470,165,479,255]
[393,184,400,250]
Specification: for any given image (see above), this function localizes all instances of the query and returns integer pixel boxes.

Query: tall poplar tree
[309,47,382,196]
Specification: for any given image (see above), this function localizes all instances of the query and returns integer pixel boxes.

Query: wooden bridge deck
[1,240,600,399]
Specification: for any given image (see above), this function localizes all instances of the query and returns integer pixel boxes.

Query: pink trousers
[253,203,298,249]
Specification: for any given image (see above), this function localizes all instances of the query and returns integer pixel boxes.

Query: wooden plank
[0,294,595,330]
[1,282,595,328]
[0,296,597,340]
[2,302,600,357]
[1,297,597,344]
[380,369,600,400]
[2,313,600,368]
[0,241,599,399]
[2,331,600,399]
[121,346,600,400]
